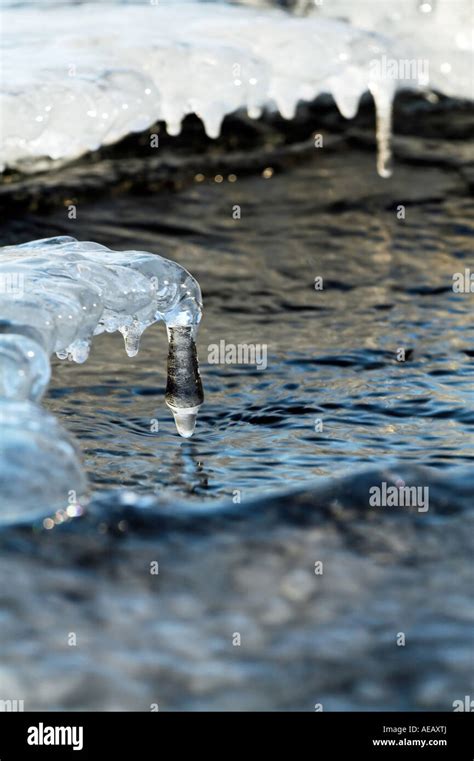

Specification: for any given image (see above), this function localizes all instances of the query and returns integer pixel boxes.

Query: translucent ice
[0,400,87,525]
[1,1,471,174]
[0,236,204,521]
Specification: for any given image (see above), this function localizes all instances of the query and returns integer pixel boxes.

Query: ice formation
[0,236,204,521]
[318,0,473,101]
[1,1,472,175]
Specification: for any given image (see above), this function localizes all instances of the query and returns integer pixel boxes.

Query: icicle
[247,105,262,120]
[165,326,204,438]
[120,320,144,358]
[198,106,224,140]
[369,81,395,179]
[274,91,298,121]
[331,82,363,120]
[166,121,182,137]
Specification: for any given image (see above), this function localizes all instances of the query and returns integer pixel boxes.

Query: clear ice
[0,236,204,521]
[1,1,472,175]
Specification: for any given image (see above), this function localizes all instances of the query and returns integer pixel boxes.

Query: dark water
[1,99,473,710]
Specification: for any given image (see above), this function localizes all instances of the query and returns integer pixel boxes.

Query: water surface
[1,100,473,710]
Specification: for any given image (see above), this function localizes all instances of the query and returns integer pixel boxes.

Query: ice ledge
[0,236,205,521]
[2,2,470,174]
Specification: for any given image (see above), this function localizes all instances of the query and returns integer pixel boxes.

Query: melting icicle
[165,326,204,439]
[120,320,144,358]
[369,82,395,179]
